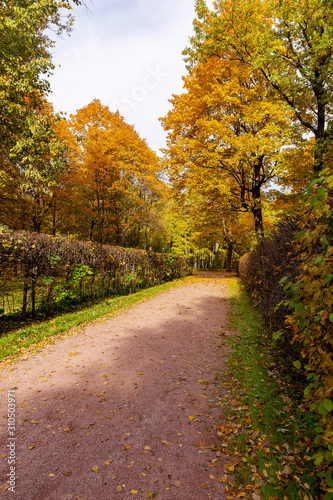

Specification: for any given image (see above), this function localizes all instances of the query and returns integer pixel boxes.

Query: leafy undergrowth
[0,278,192,365]
[216,278,322,500]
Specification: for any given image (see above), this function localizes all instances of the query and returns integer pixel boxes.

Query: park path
[0,272,236,500]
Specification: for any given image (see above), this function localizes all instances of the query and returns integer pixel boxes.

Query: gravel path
[0,272,235,500]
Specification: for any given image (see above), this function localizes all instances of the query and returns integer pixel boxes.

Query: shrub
[238,216,301,361]
[284,168,333,493]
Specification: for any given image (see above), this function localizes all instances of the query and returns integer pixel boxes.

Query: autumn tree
[161,56,291,241]
[0,0,81,161]
[185,0,333,172]
[0,0,82,230]
[0,100,68,232]
[57,100,163,246]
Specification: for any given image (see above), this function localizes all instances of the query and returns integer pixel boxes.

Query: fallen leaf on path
[104,458,114,465]
[128,461,135,468]
[169,479,181,487]
[124,443,132,450]
[91,465,99,472]
[130,490,139,494]
[116,485,123,493]
[63,470,72,477]
[49,473,55,477]
[28,445,35,450]
[0,483,9,493]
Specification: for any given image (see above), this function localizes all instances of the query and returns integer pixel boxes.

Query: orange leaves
[59,99,162,244]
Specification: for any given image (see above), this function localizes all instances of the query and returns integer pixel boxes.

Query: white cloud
[47,0,207,153]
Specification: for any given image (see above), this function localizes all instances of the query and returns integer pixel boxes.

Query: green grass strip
[222,278,320,500]
[0,278,190,363]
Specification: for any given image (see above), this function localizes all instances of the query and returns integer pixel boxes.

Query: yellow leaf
[229,465,235,472]
[92,465,99,472]
[189,416,194,420]
[104,458,114,465]
[130,490,139,495]
[28,445,35,450]
[124,443,132,450]
[138,372,143,375]
[49,473,55,477]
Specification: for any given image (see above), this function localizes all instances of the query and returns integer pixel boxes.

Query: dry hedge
[238,216,301,359]
[0,229,190,318]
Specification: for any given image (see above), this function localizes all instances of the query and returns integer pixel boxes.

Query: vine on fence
[0,230,191,318]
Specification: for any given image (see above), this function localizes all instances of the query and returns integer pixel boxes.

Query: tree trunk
[252,204,264,241]
[90,219,95,241]
[52,198,56,236]
[226,243,233,272]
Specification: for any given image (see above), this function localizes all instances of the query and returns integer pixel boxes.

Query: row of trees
[3,0,331,264]
[159,0,333,254]
[0,0,279,265]
[0,1,170,252]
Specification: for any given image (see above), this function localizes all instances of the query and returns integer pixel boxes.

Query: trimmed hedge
[238,216,301,354]
[0,229,191,318]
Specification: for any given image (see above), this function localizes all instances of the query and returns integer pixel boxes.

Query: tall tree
[0,100,68,232]
[185,0,333,172]
[161,57,291,241]
[0,0,81,228]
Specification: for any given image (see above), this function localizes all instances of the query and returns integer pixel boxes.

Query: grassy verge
[218,278,320,500]
[0,277,191,364]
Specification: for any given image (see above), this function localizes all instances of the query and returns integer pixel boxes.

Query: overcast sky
[47,0,212,155]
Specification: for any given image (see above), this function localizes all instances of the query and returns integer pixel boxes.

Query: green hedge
[238,169,333,496]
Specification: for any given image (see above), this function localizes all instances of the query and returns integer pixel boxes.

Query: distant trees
[55,100,164,246]
[0,97,165,248]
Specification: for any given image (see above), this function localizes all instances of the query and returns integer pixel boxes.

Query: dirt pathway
[0,273,236,500]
